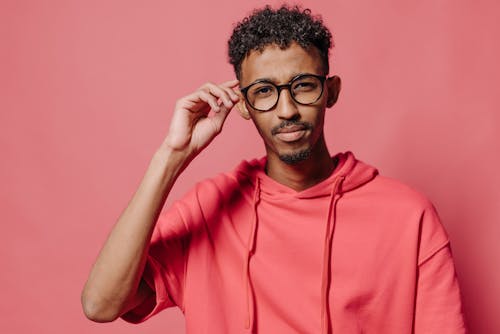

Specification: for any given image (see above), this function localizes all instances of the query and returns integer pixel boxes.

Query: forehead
[240,42,324,86]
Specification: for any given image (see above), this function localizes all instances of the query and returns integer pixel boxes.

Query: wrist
[153,142,192,178]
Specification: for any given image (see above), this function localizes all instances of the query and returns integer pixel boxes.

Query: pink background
[1,0,499,333]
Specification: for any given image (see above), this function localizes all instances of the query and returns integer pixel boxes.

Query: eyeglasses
[240,74,327,112]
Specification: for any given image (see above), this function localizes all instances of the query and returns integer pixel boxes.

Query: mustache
[271,120,313,135]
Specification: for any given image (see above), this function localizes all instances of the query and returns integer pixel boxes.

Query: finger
[204,82,235,108]
[220,80,240,101]
[220,79,239,88]
[178,90,216,114]
[201,83,235,110]
[209,103,233,133]
[222,85,240,102]
[214,79,239,96]
[197,90,222,113]
[181,89,221,113]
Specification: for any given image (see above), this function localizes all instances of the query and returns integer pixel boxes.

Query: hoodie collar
[237,151,378,199]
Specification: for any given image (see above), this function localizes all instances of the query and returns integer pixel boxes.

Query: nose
[275,89,299,120]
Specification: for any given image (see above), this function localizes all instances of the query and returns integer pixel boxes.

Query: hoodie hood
[235,151,378,333]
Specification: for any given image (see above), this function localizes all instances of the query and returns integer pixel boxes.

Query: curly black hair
[228,5,333,79]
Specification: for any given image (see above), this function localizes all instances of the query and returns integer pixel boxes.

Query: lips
[276,125,305,133]
[274,125,307,142]
[271,121,312,143]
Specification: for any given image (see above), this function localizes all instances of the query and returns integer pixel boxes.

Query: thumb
[209,104,233,134]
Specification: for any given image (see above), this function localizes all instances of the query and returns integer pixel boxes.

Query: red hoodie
[122,152,466,333]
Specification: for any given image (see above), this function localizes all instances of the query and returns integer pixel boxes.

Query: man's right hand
[162,80,240,161]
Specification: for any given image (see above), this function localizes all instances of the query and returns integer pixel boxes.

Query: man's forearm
[81,145,187,322]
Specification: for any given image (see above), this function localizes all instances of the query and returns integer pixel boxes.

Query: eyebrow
[245,72,312,86]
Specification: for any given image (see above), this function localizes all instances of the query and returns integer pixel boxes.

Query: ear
[326,75,341,108]
[237,93,251,120]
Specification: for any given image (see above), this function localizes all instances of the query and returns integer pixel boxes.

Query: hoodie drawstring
[244,177,261,331]
[243,175,344,333]
[321,176,345,334]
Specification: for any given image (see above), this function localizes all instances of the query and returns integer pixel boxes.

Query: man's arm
[81,80,240,322]
[414,244,467,333]
[413,205,467,332]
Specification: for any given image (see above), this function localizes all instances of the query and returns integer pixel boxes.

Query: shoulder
[192,157,264,194]
[339,152,431,210]
[361,174,435,211]
[365,175,449,262]
[179,157,263,209]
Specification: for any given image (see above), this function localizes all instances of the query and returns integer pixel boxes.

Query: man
[82,5,466,333]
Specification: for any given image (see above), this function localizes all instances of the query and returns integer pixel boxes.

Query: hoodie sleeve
[120,174,238,323]
[121,192,196,323]
[413,206,467,333]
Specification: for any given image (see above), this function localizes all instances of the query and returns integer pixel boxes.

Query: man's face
[238,42,339,165]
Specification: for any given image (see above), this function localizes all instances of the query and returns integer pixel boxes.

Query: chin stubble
[279,148,312,165]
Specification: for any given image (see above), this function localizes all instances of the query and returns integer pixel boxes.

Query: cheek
[305,106,326,125]
[250,115,271,137]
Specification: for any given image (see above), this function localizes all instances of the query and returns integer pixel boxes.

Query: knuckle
[199,82,214,89]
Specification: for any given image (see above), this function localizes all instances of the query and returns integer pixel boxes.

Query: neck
[265,138,335,192]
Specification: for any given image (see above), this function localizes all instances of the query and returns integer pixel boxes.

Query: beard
[279,148,312,165]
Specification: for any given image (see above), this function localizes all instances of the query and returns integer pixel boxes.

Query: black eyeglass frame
[239,73,328,112]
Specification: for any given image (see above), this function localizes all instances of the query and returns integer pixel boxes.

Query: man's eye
[252,85,274,96]
[293,81,317,91]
